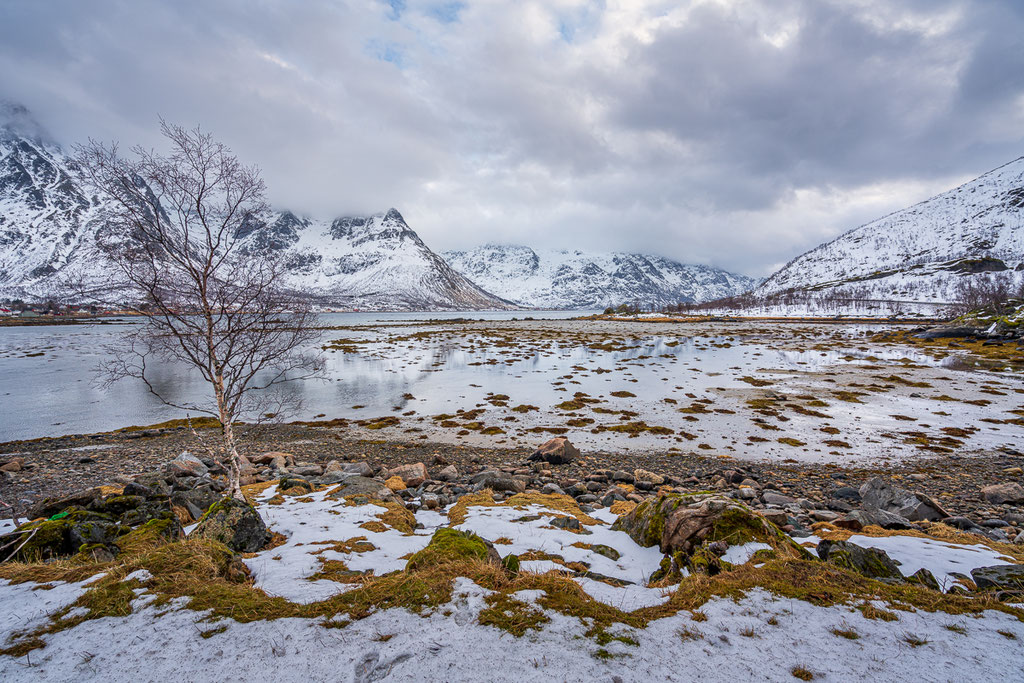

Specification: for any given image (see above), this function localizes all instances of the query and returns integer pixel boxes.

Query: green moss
[406,528,494,570]
[478,593,550,636]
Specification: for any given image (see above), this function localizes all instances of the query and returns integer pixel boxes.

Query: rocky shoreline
[3,423,1023,548]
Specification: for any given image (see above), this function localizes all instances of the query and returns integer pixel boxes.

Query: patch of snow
[721,542,772,565]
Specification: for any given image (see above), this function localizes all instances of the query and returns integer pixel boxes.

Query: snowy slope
[0,104,510,310]
[442,244,756,309]
[756,157,1024,302]
[238,209,513,310]
[0,103,108,296]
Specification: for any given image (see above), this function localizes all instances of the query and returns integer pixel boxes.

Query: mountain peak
[0,101,55,147]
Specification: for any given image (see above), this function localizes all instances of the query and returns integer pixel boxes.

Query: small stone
[435,465,459,482]
[541,483,566,496]
[633,469,664,486]
[762,491,795,506]
[165,451,208,478]
[385,476,407,492]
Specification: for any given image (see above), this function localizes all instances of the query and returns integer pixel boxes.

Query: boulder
[816,540,904,581]
[328,476,395,501]
[385,476,407,492]
[859,477,949,522]
[611,494,804,566]
[0,457,24,473]
[291,465,323,477]
[387,463,429,487]
[913,326,977,340]
[528,436,580,465]
[907,568,941,592]
[341,461,375,478]
[189,498,270,553]
[971,565,1024,592]
[254,451,295,467]
[981,483,1024,505]
[165,452,208,478]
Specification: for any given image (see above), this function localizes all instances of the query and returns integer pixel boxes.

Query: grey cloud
[0,0,1021,277]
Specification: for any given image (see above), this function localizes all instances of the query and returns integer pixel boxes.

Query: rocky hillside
[756,157,1024,302]
[0,103,510,310]
[442,244,756,309]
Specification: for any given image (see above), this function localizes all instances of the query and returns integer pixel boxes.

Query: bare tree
[75,122,323,500]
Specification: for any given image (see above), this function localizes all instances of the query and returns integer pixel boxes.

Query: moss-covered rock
[2,508,130,562]
[816,540,904,582]
[278,475,313,495]
[189,497,270,553]
[613,494,812,581]
[406,528,501,570]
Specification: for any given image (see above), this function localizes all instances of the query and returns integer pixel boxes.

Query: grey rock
[435,465,459,482]
[550,516,591,534]
[835,508,915,531]
[762,491,795,506]
[471,470,525,493]
[971,564,1024,591]
[541,483,566,496]
[859,477,948,522]
[165,451,208,478]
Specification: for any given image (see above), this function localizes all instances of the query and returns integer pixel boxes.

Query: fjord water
[0,312,594,441]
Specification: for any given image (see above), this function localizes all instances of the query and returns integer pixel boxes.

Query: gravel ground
[2,422,1021,522]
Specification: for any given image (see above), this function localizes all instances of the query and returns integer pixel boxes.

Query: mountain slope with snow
[442,245,756,309]
[756,157,1024,302]
[239,209,513,310]
[0,104,510,310]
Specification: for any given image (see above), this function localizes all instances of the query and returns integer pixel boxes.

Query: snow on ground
[245,485,443,603]
[2,581,1021,682]
[2,493,1023,681]
[0,574,102,646]
[847,534,1014,592]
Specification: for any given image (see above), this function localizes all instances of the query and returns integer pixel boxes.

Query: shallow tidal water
[2,313,1022,465]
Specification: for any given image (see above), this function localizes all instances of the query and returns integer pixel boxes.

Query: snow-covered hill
[442,245,755,309]
[756,157,1024,302]
[238,209,513,310]
[0,104,510,310]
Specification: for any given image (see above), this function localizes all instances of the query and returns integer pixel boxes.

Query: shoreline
[2,422,1020,524]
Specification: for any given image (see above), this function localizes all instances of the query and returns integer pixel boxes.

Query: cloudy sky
[2,0,1022,276]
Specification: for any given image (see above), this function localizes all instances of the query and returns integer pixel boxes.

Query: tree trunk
[222,419,245,501]
[214,374,245,501]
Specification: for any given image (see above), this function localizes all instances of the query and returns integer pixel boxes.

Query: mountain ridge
[442,244,756,309]
[755,156,1024,302]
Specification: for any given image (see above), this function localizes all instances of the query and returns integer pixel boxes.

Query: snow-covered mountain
[0,103,107,295]
[442,245,756,309]
[0,104,510,310]
[237,209,512,310]
[756,157,1024,302]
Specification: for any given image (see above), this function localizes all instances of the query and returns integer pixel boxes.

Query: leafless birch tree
[75,122,323,500]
